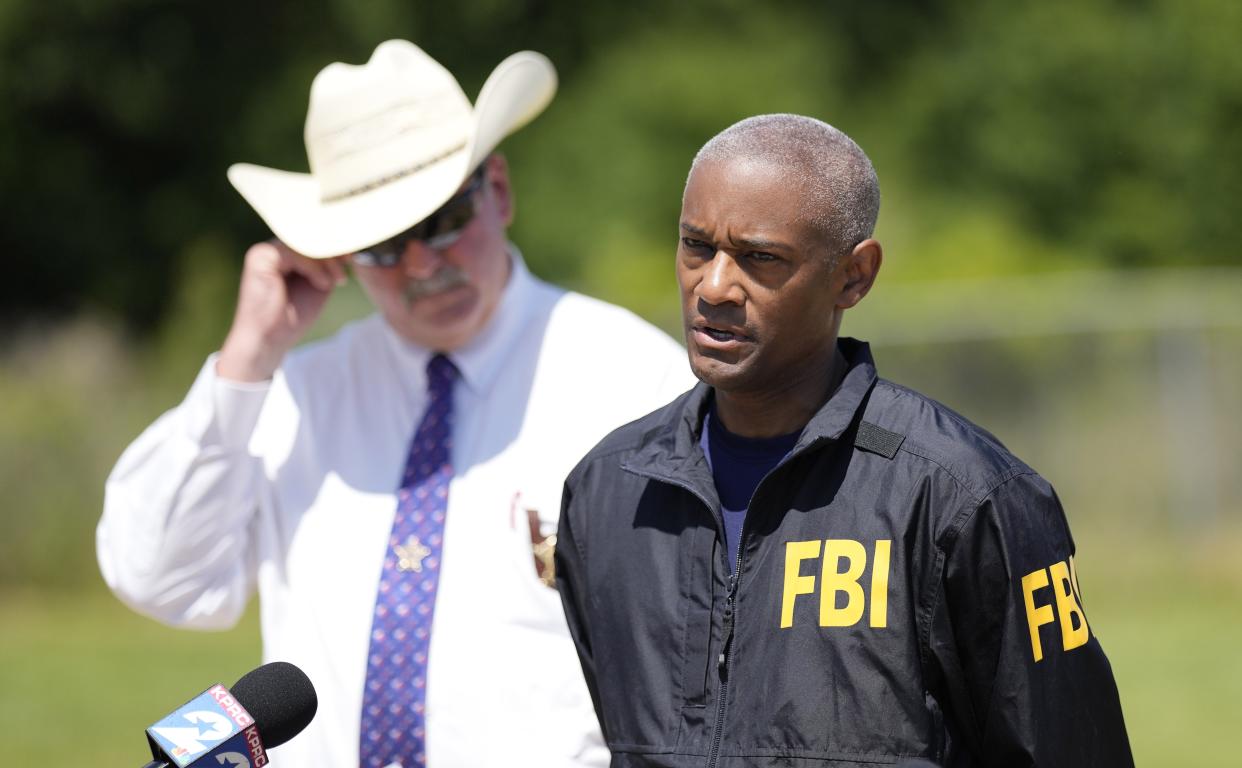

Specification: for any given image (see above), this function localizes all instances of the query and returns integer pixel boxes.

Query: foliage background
[2,0,1239,764]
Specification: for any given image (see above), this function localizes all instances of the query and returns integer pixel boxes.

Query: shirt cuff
[181,353,272,451]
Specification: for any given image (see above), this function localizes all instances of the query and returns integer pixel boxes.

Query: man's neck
[712,346,848,438]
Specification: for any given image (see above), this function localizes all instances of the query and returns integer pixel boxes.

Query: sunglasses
[351,166,487,268]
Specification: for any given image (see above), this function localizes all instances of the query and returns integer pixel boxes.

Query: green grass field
[1071,524,1242,766]
[0,582,260,765]
[1,524,1237,765]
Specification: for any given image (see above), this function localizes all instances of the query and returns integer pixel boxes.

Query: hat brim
[227,51,557,258]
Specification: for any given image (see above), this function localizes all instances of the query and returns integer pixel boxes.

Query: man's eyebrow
[733,235,791,252]
[680,222,791,252]
[680,222,784,249]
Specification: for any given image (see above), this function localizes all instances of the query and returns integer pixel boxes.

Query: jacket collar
[792,337,879,451]
[624,338,878,489]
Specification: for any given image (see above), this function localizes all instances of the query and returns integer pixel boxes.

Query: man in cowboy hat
[97,41,692,767]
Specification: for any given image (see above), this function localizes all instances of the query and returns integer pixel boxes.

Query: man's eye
[681,237,711,251]
[747,251,778,263]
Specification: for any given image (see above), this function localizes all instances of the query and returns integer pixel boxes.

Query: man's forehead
[683,157,813,224]
[688,154,785,185]
[684,159,844,256]
[685,155,817,212]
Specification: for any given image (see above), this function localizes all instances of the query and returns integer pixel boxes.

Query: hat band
[319,141,468,204]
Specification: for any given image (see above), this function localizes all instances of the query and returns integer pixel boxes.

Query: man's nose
[696,251,745,305]
[400,238,444,279]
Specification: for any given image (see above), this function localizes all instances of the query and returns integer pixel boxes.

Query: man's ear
[836,238,882,309]
[485,153,515,226]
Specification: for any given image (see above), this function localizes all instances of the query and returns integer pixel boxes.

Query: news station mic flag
[142,662,316,768]
[145,683,268,767]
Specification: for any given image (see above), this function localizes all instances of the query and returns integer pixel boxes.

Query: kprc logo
[208,684,255,728]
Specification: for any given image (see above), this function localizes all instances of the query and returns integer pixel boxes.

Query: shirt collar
[378,243,538,397]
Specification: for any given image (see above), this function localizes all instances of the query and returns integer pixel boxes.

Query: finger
[243,240,284,272]
[322,255,349,286]
[271,240,339,292]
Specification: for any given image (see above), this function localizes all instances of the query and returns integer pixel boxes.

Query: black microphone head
[229,661,318,749]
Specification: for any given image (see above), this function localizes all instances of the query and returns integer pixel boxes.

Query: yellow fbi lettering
[780,539,891,629]
[1021,555,1090,662]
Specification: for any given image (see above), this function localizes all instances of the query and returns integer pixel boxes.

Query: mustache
[403,267,469,302]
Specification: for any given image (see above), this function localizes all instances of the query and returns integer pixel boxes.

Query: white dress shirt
[98,252,694,767]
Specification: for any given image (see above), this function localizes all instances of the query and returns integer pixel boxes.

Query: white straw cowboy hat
[227,40,556,258]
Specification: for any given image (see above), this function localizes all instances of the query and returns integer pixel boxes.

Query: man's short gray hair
[689,114,880,254]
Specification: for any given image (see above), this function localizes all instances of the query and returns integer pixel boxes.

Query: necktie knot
[426,353,458,399]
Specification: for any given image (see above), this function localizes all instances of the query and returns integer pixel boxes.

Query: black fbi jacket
[557,339,1133,768]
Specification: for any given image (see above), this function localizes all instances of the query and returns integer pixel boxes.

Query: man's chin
[688,353,751,390]
[385,305,482,352]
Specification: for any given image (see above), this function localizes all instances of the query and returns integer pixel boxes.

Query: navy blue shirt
[702,402,801,572]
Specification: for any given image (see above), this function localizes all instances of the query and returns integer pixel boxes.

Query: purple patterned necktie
[360,353,457,768]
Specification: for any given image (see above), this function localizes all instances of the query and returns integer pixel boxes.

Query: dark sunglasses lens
[354,243,402,268]
[429,197,476,240]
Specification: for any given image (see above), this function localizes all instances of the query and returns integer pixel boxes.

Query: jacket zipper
[703,441,823,768]
[706,544,744,768]
[625,444,825,768]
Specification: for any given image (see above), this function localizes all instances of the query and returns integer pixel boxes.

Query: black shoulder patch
[855,421,905,459]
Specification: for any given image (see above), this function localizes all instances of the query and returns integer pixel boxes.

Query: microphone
[141,661,318,767]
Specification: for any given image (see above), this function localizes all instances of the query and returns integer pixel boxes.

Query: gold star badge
[532,533,557,588]
[525,507,557,589]
[395,536,431,572]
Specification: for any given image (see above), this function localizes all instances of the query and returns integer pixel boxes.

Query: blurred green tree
[5,0,1233,332]
[892,0,1242,269]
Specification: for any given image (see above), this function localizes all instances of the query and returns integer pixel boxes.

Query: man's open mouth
[696,322,750,343]
[703,327,738,341]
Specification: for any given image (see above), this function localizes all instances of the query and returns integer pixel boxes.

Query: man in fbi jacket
[556,114,1133,767]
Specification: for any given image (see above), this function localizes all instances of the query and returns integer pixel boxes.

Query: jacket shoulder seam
[894,438,1032,508]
